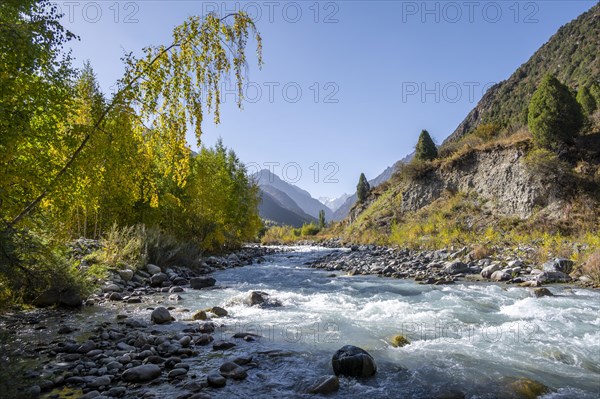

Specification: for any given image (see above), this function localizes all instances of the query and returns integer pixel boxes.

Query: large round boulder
[151,307,172,324]
[331,345,377,378]
[190,277,216,289]
[122,364,161,382]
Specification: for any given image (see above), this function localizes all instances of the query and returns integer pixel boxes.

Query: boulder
[117,269,134,281]
[490,270,511,282]
[108,292,123,301]
[168,368,188,379]
[308,375,339,394]
[146,264,162,275]
[102,284,122,293]
[219,362,247,380]
[207,374,226,388]
[507,377,549,399]
[331,345,377,378]
[535,271,571,283]
[190,277,216,289]
[87,375,111,388]
[151,307,172,324]
[150,272,168,287]
[390,335,410,348]
[481,263,502,279]
[532,288,554,298]
[210,306,228,317]
[542,258,574,274]
[122,364,161,382]
[244,291,282,308]
[443,261,469,275]
[213,341,236,351]
[192,310,207,321]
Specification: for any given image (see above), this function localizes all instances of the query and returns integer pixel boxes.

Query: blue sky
[57,0,596,199]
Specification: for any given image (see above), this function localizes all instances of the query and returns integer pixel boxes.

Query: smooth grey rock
[542,258,574,274]
[532,287,554,298]
[118,269,134,281]
[207,373,226,388]
[102,284,122,293]
[146,264,162,274]
[190,277,216,289]
[151,307,172,324]
[536,271,571,283]
[121,364,162,382]
[87,375,111,388]
[219,362,247,380]
[443,261,469,275]
[167,368,188,379]
[150,272,168,287]
[481,263,502,278]
[490,270,511,282]
[308,375,340,394]
[331,345,377,378]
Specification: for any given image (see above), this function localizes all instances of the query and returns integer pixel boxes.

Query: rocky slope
[399,141,559,219]
[446,3,600,142]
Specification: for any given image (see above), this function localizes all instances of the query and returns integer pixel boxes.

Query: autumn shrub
[472,244,493,260]
[582,250,600,284]
[522,148,570,180]
[396,159,434,182]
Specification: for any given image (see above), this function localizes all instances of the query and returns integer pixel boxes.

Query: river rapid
[8,246,600,399]
[154,246,600,398]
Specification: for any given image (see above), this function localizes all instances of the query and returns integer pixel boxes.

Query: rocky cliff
[400,142,559,219]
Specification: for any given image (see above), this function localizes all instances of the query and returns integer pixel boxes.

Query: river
[142,246,600,398]
[10,245,598,399]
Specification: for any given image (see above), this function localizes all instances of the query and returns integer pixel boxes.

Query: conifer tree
[528,74,584,149]
[414,130,438,161]
[357,173,370,203]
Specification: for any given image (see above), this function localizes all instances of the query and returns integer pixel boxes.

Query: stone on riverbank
[122,364,162,382]
[151,307,172,324]
[146,264,162,274]
[207,373,227,388]
[190,277,216,289]
[332,345,377,378]
[542,258,574,274]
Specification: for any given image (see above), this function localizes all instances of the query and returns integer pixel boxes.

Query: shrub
[582,250,600,284]
[0,226,87,307]
[472,244,492,260]
[522,148,569,181]
[576,85,597,116]
[301,223,321,236]
[528,74,584,149]
[94,224,147,271]
[396,159,434,181]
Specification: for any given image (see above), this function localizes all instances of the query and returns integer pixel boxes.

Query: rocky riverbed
[307,242,596,288]
[1,245,598,399]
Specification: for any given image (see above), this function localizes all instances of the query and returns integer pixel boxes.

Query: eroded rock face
[332,345,377,378]
[400,146,559,219]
